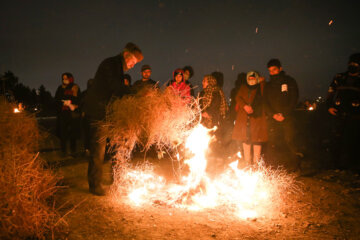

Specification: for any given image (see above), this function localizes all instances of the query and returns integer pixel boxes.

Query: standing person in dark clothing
[55,72,81,157]
[200,74,228,128]
[264,59,302,172]
[211,71,224,88]
[132,64,156,94]
[229,72,247,122]
[221,72,247,158]
[183,65,195,97]
[82,42,143,196]
[232,71,267,167]
[326,53,360,170]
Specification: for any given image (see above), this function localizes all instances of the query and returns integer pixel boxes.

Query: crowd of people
[54,42,360,196]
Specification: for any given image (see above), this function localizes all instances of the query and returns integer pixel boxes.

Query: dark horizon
[1,0,360,100]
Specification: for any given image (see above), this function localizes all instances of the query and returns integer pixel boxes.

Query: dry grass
[103,87,200,174]
[0,98,61,240]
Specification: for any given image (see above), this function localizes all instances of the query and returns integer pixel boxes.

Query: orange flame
[121,124,289,220]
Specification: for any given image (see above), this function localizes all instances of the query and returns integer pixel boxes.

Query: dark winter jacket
[264,71,299,118]
[55,83,81,114]
[82,54,130,120]
[327,72,360,118]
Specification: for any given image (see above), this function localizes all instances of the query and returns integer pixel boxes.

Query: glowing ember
[117,124,296,220]
[329,20,333,26]
[13,108,20,113]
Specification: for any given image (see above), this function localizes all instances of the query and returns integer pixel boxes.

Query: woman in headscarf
[232,71,268,167]
[55,72,81,156]
[200,74,228,128]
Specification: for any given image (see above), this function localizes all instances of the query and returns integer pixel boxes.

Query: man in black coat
[264,59,302,172]
[326,53,360,169]
[82,42,143,195]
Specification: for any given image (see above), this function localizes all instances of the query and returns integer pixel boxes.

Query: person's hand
[69,104,76,111]
[328,107,338,116]
[202,112,210,119]
[62,100,71,106]
[243,105,253,114]
[273,113,285,122]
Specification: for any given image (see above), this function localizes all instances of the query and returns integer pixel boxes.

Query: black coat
[82,54,129,120]
[264,71,299,117]
[327,71,360,118]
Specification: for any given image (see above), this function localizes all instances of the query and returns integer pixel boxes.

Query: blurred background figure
[55,72,81,157]
[326,53,360,170]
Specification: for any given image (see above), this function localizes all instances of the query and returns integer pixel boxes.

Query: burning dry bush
[104,87,200,166]
[104,89,299,220]
[0,99,61,240]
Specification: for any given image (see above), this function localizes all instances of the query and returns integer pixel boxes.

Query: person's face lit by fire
[247,76,257,86]
[184,70,190,81]
[123,51,138,71]
[141,69,152,81]
[175,73,183,84]
[62,75,70,85]
[268,66,282,76]
[202,77,209,89]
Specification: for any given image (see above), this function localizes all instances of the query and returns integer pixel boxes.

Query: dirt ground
[38,147,360,240]
[37,118,360,240]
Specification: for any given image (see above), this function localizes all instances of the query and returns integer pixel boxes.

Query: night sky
[1,0,359,100]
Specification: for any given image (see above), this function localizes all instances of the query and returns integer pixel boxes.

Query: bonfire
[104,88,297,220]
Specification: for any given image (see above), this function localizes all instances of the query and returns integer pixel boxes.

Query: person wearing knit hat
[326,53,360,170]
[232,71,267,168]
[55,72,81,158]
[132,64,157,94]
[82,42,143,196]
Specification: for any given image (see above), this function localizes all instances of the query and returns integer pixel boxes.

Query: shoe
[90,186,106,196]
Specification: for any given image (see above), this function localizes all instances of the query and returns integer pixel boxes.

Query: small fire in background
[255,27,259,34]
[115,124,297,220]
[13,103,24,113]
[329,19,334,26]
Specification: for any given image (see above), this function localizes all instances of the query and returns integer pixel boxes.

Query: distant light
[232,65,235,71]
[329,20,334,26]
[308,106,314,111]
[255,27,259,34]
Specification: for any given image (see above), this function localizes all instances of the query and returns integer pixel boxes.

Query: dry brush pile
[0,98,61,240]
[103,88,200,180]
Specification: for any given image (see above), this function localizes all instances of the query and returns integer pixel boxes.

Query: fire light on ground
[113,124,297,220]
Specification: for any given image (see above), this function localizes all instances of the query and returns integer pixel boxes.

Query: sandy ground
[39,148,360,240]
